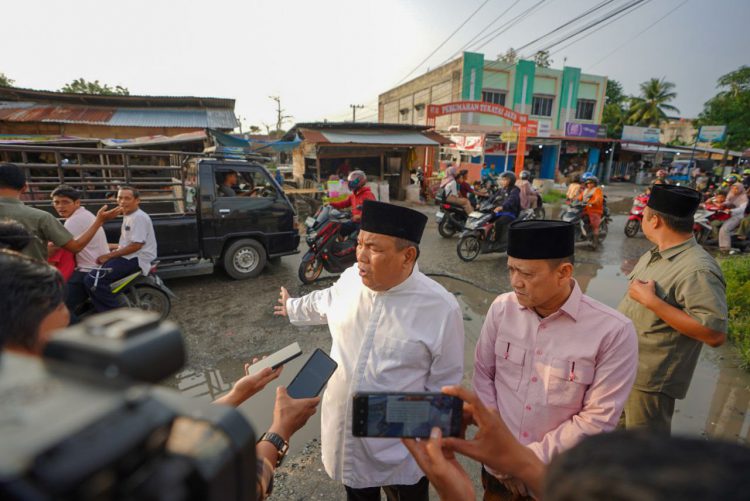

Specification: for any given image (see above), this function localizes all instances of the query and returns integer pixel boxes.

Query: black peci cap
[361,200,428,244]
[507,220,575,259]
[647,184,701,218]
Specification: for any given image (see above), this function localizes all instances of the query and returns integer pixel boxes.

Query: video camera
[0,310,258,501]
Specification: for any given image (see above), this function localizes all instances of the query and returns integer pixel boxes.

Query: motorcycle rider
[714,179,748,253]
[329,170,376,238]
[440,166,474,215]
[490,171,521,245]
[742,169,750,191]
[518,170,541,210]
[579,176,605,249]
[655,169,669,185]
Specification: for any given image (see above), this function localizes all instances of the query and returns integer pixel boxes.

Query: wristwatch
[258,432,289,467]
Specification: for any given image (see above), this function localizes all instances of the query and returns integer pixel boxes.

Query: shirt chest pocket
[545,358,595,409]
[377,336,429,372]
[493,339,526,392]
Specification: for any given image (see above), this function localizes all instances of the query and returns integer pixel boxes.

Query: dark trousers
[84,257,140,312]
[65,270,90,324]
[481,467,533,501]
[493,215,515,244]
[345,476,429,501]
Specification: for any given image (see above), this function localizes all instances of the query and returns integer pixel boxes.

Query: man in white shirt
[50,185,111,321]
[274,200,465,501]
[85,186,157,311]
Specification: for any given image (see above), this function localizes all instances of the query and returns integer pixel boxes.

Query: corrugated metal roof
[0,101,237,129]
[320,130,441,146]
[0,104,116,124]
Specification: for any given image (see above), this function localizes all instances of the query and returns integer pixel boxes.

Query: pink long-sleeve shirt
[473,280,638,466]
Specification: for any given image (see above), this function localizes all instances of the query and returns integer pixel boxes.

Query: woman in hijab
[440,166,473,214]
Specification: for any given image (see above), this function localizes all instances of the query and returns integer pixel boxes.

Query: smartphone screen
[352,392,463,438]
[286,349,338,399]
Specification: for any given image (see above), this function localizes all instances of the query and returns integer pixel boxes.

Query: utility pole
[269,96,293,135]
[350,104,364,122]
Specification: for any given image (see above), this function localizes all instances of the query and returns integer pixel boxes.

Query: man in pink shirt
[473,220,638,500]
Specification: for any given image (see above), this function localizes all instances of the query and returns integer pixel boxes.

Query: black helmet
[499,171,516,186]
[520,170,531,180]
[584,175,599,186]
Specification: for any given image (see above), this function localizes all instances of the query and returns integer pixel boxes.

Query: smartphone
[351,392,463,438]
[245,342,303,376]
[286,348,338,399]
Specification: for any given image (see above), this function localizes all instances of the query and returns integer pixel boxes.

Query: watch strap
[258,432,289,467]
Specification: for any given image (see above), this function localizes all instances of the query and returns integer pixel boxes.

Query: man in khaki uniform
[0,163,120,262]
[619,184,728,434]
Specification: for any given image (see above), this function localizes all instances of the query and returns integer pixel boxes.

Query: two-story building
[378,52,609,182]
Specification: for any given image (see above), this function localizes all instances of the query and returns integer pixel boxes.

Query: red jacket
[330,186,376,221]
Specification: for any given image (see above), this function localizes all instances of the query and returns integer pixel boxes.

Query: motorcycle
[298,205,357,284]
[435,194,469,238]
[75,262,174,321]
[624,193,649,237]
[456,200,537,262]
[560,200,610,249]
[693,207,730,244]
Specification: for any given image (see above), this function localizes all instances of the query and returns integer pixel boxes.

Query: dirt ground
[160,182,750,499]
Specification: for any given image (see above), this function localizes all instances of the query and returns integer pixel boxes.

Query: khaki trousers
[620,388,675,435]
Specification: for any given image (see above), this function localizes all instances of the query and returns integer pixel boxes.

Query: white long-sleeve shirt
[286,263,465,488]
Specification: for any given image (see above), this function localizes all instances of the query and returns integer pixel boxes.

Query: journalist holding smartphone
[275,200,465,501]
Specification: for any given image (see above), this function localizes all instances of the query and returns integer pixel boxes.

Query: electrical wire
[471,0,548,53]
[395,0,493,86]
[587,0,689,70]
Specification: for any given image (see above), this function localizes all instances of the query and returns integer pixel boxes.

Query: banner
[697,125,727,142]
[565,122,604,138]
[449,135,483,151]
[428,100,528,124]
[621,125,660,143]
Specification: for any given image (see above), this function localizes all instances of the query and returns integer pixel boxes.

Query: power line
[525,0,646,57]
[472,0,548,53]
[441,0,523,64]
[514,0,618,54]
[549,0,652,56]
[396,0,493,86]
[587,0,689,70]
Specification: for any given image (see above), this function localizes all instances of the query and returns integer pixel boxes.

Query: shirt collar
[516,279,582,322]
[650,236,696,261]
[0,196,23,205]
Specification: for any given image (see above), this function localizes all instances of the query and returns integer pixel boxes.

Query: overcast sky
[2,0,748,130]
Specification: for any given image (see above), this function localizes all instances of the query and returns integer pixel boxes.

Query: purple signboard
[565,122,603,138]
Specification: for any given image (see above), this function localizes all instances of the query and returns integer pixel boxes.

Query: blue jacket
[492,186,521,217]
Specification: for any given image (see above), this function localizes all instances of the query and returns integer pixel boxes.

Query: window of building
[575,99,596,120]
[482,90,506,106]
[531,95,554,117]
[415,103,425,119]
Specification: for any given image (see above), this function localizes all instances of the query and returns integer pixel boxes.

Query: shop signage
[565,122,604,138]
[536,119,551,138]
[621,125,660,143]
[428,101,528,124]
[449,135,483,151]
[697,125,727,142]
[500,131,518,142]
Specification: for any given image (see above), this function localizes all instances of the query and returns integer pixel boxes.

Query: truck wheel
[223,239,267,280]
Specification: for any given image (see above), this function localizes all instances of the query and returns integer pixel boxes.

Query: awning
[101,130,206,148]
[316,130,440,146]
[208,128,301,152]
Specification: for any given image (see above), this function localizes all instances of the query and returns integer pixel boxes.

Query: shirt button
[540,325,546,330]
[531,376,538,383]
[525,405,532,411]
[522,431,529,438]
[536,349,542,355]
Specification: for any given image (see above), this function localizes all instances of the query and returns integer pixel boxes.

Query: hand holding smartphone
[245,342,303,376]
[286,349,338,399]
[352,392,463,438]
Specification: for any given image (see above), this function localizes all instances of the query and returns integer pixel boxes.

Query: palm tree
[626,78,680,127]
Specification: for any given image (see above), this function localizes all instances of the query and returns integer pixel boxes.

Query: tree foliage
[60,78,130,95]
[0,72,14,87]
[626,78,679,128]
[533,50,552,68]
[602,79,627,138]
[498,48,518,64]
[697,65,750,150]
